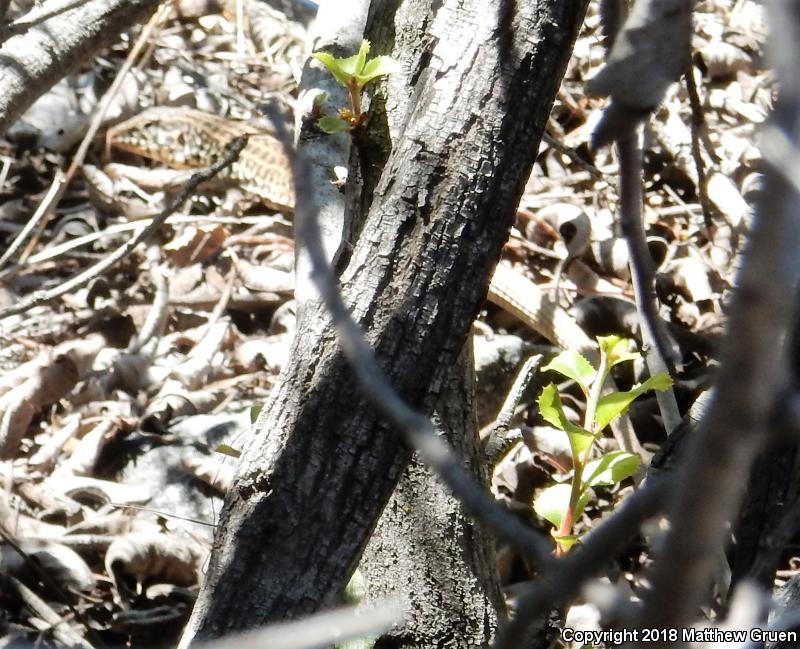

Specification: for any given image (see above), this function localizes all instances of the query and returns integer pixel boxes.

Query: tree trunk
[350,7,506,645]
[180,0,587,643]
[359,343,504,648]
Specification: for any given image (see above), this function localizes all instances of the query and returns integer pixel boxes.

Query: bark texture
[181,0,587,643]
[0,0,161,135]
[731,438,800,588]
[359,345,503,648]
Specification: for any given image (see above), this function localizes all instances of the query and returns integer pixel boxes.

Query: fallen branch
[0,0,161,136]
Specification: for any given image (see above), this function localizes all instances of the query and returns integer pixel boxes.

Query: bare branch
[0,0,161,136]
[587,0,693,147]
[617,132,682,433]
[632,0,800,634]
[200,603,404,649]
[494,479,671,648]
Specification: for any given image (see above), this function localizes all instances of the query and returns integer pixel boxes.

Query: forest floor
[0,0,771,647]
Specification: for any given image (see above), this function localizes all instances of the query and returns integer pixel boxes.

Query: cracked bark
[358,343,504,648]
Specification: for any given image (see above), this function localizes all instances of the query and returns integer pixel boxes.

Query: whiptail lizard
[107,107,595,354]
[107,107,295,213]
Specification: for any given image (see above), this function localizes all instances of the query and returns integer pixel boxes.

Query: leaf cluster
[311,40,400,133]
[533,336,672,549]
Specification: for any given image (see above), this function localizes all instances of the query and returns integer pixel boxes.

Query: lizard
[106,107,295,213]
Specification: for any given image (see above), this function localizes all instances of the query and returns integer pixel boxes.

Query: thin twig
[593,0,680,437]
[0,0,100,44]
[0,172,64,267]
[483,354,543,470]
[493,354,543,431]
[0,135,248,322]
[542,131,611,181]
[0,155,11,191]
[684,67,714,230]
[0,527,97,648]
[617,132,682,434]
[267,111,555,567]
[0,574,94,649]
[18,215,286,267]
[200,602,403,649]
[127,244,170,355]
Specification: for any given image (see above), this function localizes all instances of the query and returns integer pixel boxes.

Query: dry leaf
[163,225,230,266]
[105,532,207,606]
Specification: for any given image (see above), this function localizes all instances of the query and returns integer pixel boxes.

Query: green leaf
[582,451,640,487]
[312,91,328,110]
[215,443,241,459]
[355,55,401,85]
[318,116,353,133]
[537,383,594,455]
[337,567,375,649]
[593,372,674,430]
[533,483,570,528]
[313,41,397,92]
[249,403,262,424]
[541,350,595,392]
[333,39,371,80]
[311,51,353,86]
[597,335,640,368]
[533,483,590,528]
[354,39,371,75]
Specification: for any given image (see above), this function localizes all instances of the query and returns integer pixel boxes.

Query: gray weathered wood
[358,343,504,647]
[0,0,161,136]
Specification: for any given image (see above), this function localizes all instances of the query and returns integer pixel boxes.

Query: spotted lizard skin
[108,106,295,212]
